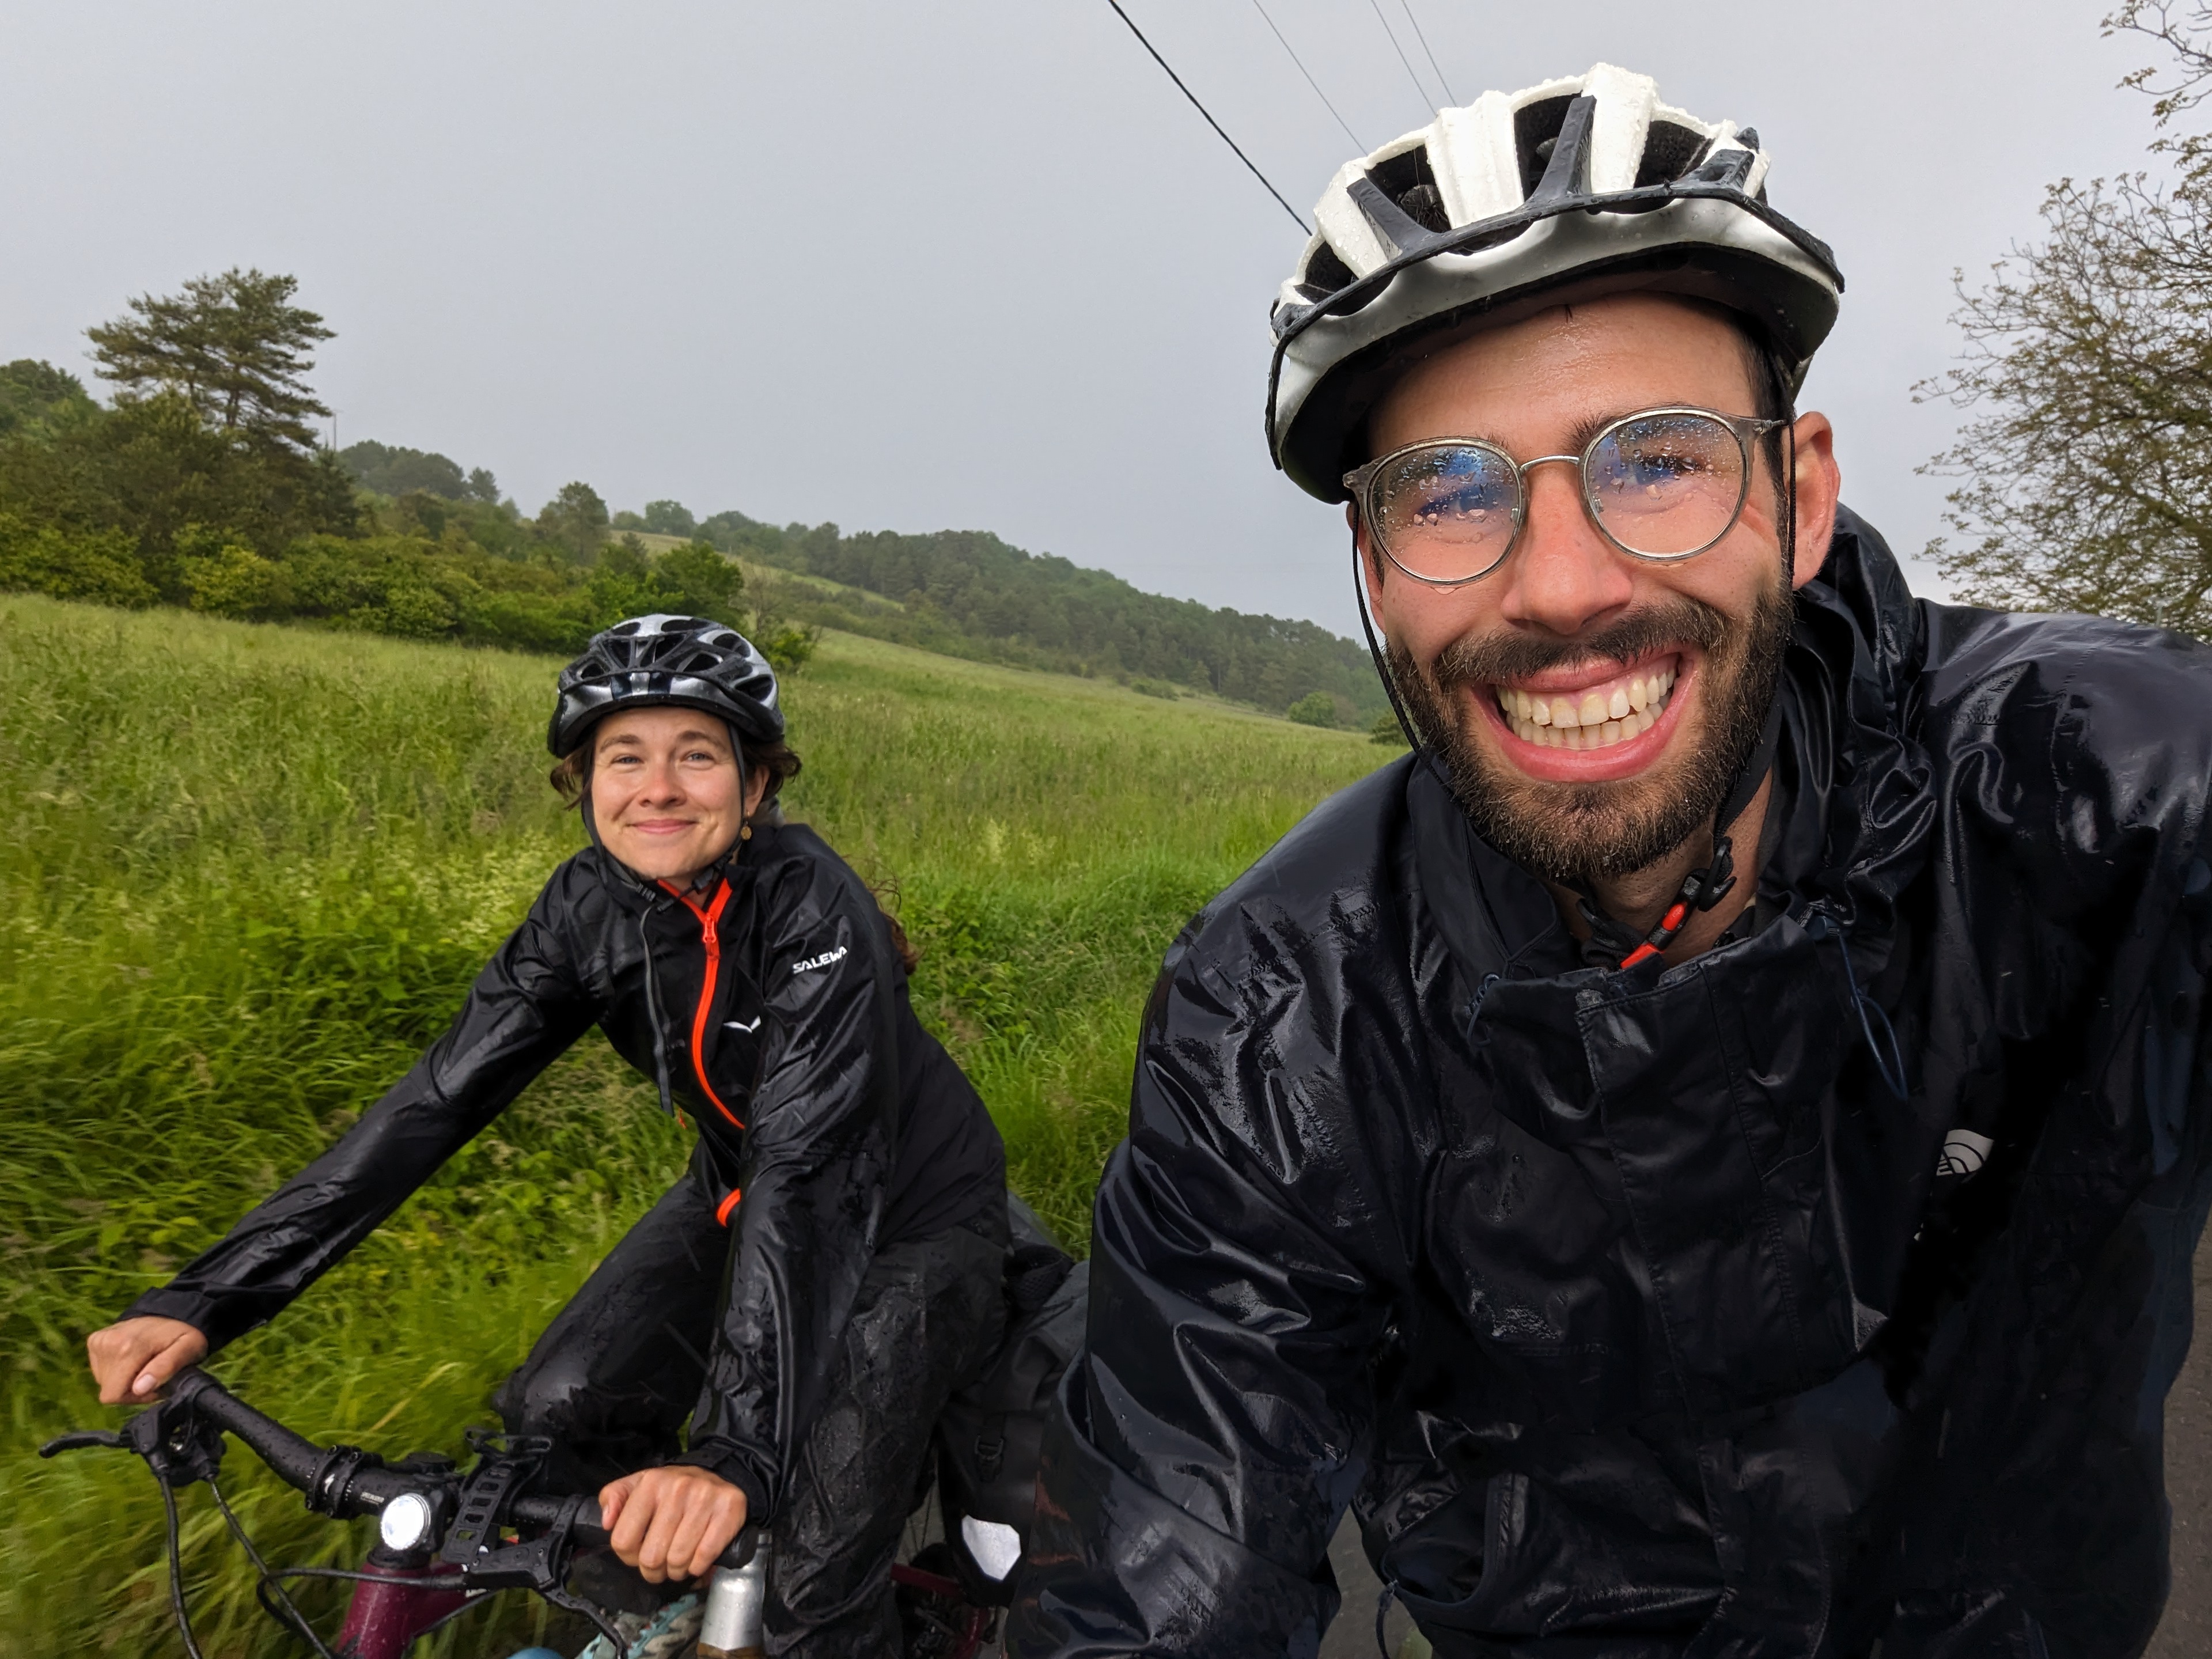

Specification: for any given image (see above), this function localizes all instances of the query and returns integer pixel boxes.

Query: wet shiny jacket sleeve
[1012,906,1405,1657]
[677,852,902,1523]
[123,870,600,1349]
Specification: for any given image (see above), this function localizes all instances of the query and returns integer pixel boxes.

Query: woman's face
[589,707,768,885]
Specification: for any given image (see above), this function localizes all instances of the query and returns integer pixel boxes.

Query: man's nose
[1495,460,1634,636]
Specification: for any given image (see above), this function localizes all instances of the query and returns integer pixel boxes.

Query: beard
[1389,565,1796,886]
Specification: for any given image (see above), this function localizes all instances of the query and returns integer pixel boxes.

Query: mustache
[1423,597,1733,692]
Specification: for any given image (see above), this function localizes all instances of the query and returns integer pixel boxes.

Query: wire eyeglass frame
[1344,406,1786,588]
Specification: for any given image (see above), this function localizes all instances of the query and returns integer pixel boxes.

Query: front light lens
[380,1490,434,1551]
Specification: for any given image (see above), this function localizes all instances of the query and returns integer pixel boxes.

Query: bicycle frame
[335,1552,474,1659]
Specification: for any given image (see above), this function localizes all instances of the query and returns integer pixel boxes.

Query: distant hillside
[698,516,1385,722]
[325,440,1385,721]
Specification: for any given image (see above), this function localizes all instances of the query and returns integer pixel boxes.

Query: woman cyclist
[82,614,1010,1654]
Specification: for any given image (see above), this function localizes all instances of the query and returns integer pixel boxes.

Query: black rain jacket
[1009,510,2212,1658]
[128,818,1005,1522]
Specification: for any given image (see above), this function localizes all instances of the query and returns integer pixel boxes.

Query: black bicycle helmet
[548,613,783,757]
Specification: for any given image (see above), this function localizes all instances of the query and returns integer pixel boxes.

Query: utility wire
[1248,0,1365,153]
[1399,0,1457,105]
[1366,0,1438,116]
[1104,0,1312,236]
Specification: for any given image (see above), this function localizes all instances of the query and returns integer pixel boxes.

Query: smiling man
[1009,65,2212,1659]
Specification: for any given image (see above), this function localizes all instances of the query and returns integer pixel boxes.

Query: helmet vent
[1299,240,1358,302]
[1512,96,1576,199]
[1635,120,1710,189]
[1367,146,1449,233]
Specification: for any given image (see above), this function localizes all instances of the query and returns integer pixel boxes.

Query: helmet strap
[1577,418,1797,969]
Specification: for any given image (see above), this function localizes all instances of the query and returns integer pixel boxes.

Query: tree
[656,539,745,621]
[88,269,334,456]
[0,360,96,437]
[643,499,698,537]
[340,440,469,499]
[537,481,610,563]
[1286,691,1339,727]
[1919,5,2212,637]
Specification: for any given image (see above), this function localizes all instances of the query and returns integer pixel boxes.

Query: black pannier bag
[933,1194,1088,1605]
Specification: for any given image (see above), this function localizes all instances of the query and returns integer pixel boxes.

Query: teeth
[1498,662,1677,753]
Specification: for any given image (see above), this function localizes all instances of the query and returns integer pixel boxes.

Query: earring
[740,824,752,841]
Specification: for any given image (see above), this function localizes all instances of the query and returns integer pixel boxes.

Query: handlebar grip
[508,1493,761,1571]
[165,1369,414,1511]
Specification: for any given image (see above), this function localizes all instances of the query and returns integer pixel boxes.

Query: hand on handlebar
[86,1316,210,1406]
[599,1465,749,1584]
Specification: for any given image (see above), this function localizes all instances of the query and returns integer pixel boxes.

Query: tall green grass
[0,594,1382,1656]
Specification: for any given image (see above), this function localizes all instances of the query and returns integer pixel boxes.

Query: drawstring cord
[1807,911,1908,1099]
[1373,1578,1401,1659]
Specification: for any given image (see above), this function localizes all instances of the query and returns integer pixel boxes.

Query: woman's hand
[86,1316,210,1405]
[599,1465,749,1584]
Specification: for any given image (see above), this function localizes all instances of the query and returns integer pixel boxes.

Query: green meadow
[0,594,1385,1656]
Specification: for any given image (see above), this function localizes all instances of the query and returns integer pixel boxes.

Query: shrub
[1286,690,1338,727]
[0,512,155,607]
[1370,711,1410,746]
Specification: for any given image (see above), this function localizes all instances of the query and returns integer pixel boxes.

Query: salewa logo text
[791,946,849,975]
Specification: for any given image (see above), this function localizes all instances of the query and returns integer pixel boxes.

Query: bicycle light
[379,1490,435,1552]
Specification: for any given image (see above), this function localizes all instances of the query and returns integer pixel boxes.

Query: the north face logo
[791,945,849,975]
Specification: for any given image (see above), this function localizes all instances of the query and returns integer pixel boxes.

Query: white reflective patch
[1937,1128,1994,1179]
[724,1016,762,1033]
[960,1515,1023,1581]
[790,945,849,975]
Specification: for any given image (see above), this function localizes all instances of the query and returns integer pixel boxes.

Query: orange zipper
[659,878,746,1132]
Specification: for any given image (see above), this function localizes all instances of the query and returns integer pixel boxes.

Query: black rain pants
[494,1176,1007,1657]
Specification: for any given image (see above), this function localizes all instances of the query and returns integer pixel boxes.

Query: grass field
[0,593,1386,1656]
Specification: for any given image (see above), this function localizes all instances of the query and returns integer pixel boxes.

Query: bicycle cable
[209,1474,343,1659]
[157,1476,207,1659]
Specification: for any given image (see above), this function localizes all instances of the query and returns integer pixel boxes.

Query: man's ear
[1787,412,1842,591]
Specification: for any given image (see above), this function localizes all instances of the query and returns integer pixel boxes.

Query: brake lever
[41,1381,226,1488]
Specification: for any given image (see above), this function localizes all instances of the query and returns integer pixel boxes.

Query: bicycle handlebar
[157,1369,755,1567]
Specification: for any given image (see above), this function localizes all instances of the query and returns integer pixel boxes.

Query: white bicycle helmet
[1268,62,1844,502]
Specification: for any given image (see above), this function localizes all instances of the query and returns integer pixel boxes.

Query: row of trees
[0,271,813,668]
[0,268,1380,720]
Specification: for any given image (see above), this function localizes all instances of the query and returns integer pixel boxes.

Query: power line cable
[1104,0,1312,236]
[1366,0,1438,115]
[1398,0,1457,105]
[1248,0,1365,153]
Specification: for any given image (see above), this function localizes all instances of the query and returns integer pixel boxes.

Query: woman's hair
[548,724,804,810]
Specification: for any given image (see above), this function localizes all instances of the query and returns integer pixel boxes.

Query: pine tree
[88,269,334,456]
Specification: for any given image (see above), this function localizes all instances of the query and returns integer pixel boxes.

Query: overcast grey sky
[0,1,2168,636]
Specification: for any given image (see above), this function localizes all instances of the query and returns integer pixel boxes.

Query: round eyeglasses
[1344,407,1786,586]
